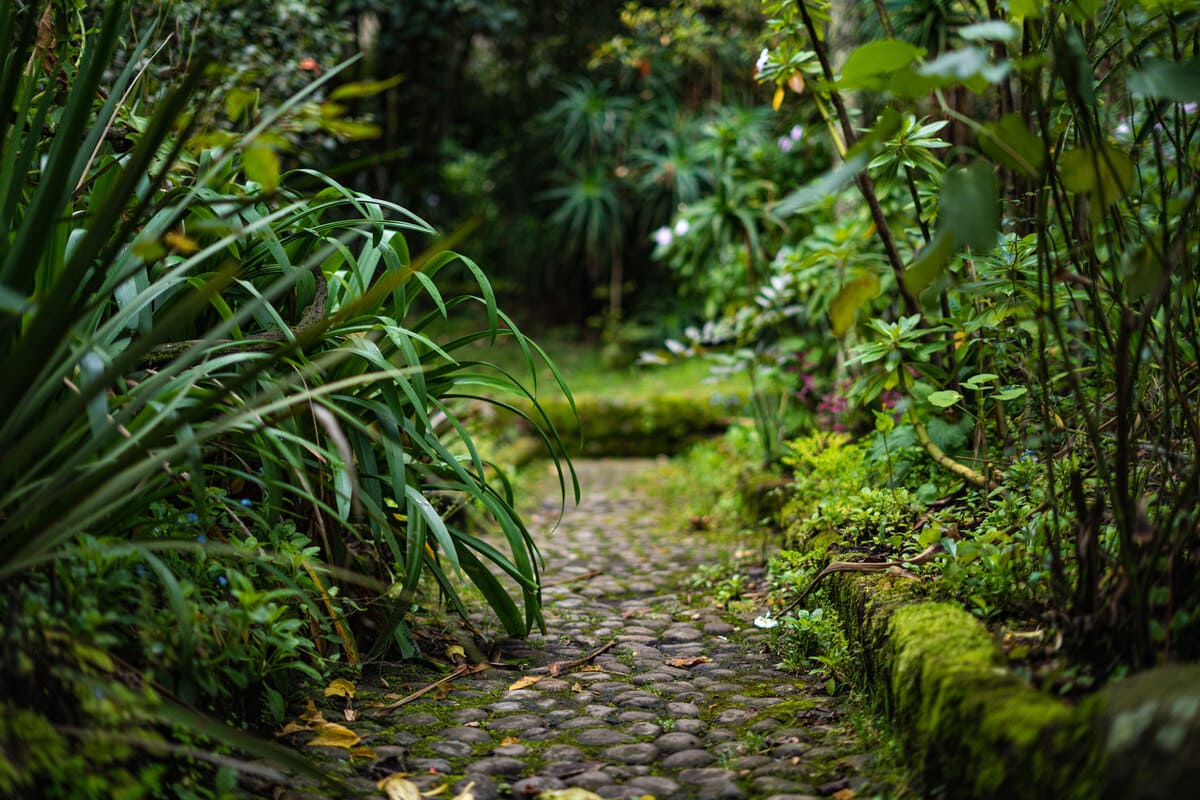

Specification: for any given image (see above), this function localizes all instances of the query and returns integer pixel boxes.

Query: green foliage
[739,0,1200,674]
[0,1,572,791]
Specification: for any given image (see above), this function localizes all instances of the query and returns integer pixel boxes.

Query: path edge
[775,522,1200,799]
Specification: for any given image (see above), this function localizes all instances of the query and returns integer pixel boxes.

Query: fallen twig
[370,663,490,715]
[777,541,944,618]
[546,640,616,677]
[542,568,604,587]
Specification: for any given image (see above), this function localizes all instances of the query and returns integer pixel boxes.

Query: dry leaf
[278,721,312,736]
[665,656,712,668]
[547,661,569,677]
[445,644,466,664]
[306,723,362,749]
[344,707,358,722]
[500,736,520,746]
[571,682,583,692]
[377,773,422,800]
[351,746,377,759]
[451,781,477,800]
[435,683,453,700]
[833,790,856,800]
[300,699,324,723]
[578,665,604,673]
[324,678,356,698]
[507,675,543,691]
[538,789,606,800]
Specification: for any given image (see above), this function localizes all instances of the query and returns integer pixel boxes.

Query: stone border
[808,560,1200,798]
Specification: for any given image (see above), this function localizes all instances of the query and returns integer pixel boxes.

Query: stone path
[306,459,892,799]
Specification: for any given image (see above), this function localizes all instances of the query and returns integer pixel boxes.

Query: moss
[507,391,742,457]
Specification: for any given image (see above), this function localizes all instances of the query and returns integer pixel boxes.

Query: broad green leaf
[828,273,881,337]
[1008,0,1043,19]
[918,47,1011,90]
[840,40,926,89]
[941,160,999,253]
[979,113,1044,176]
[959,21,1021,42]
[1059,145,1134,205]
[1128,59,1200,103]
[963,373,999,390]
[928,390,963,407]
[329,73,405,101]
[991,386,1028,401]
[242,140,280,193]
[902,228,956,295]
[1121,244,1165,298]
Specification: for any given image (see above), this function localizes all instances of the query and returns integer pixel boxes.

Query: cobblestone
[300,459,891,798]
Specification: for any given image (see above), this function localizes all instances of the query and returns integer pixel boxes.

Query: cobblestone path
[319,459,890,799]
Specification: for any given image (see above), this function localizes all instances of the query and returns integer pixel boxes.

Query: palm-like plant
[0,2,574,791]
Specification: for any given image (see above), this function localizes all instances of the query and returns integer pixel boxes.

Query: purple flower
[653,226,673,247]
[673,219,690,236]
[789,124,804,141]
[1184,102,1198,114]
[777,136,794,153]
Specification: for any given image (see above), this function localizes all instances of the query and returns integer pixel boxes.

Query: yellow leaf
[501,736,521,746]
[278,721,312,736]
[451,781,478,800]
[445,645,466,664]
[538,790,606,800]
[571,682,584,692]
[300,699,324,723]
[507,675,543,691]
[377,774,422,800]
[306,723,361,749]
[773,85,785,111]
[351,746,377,759]
[324,678,356,699]
[578,665,605,673]
[164,230,199,254]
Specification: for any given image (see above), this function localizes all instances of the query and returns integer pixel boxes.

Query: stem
[795,0,922,317]
[909,408,997,490]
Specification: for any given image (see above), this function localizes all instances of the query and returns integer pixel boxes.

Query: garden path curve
[299,458,892,799]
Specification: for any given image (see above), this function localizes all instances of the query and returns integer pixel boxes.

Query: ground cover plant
[656,0,1200,690]
[0,2,573,794]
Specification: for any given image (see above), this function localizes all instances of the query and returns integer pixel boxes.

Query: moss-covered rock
[1086,664,1200,800]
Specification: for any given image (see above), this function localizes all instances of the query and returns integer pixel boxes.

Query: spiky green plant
[0,2,574,792]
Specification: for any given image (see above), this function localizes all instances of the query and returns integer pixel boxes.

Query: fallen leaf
[451,781,477,800]
[571,682,584,692]
[278,721,312,736]
[377,773,422,800]
[324,678,356,698]
[578,665,604,673]
[307,723,362,749]
[538,789,606,800]
[344,707,358,722]
[435,683,453,700]
[445,644,466,664]
[501,736,521,746]
[665,656,712,668]
[300,699,324,723]
[351,746,377,759]
[833,790,856,800]
[464,721,481,728]
[422,784,448,796]
[507,675,543,691]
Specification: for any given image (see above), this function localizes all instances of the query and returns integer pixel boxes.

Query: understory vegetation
[3,0,1199,794]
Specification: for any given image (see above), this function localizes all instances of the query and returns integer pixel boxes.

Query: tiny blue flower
[195,534,207,543]
[239,498,253,507]
[217,575,228,587]
[93,687,104,700]
[186,512,199,523]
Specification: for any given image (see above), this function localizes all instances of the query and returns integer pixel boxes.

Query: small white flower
[673,219,690,236]
[653,226,673,247]
[756,48,770,74]
[753,615,779,629]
